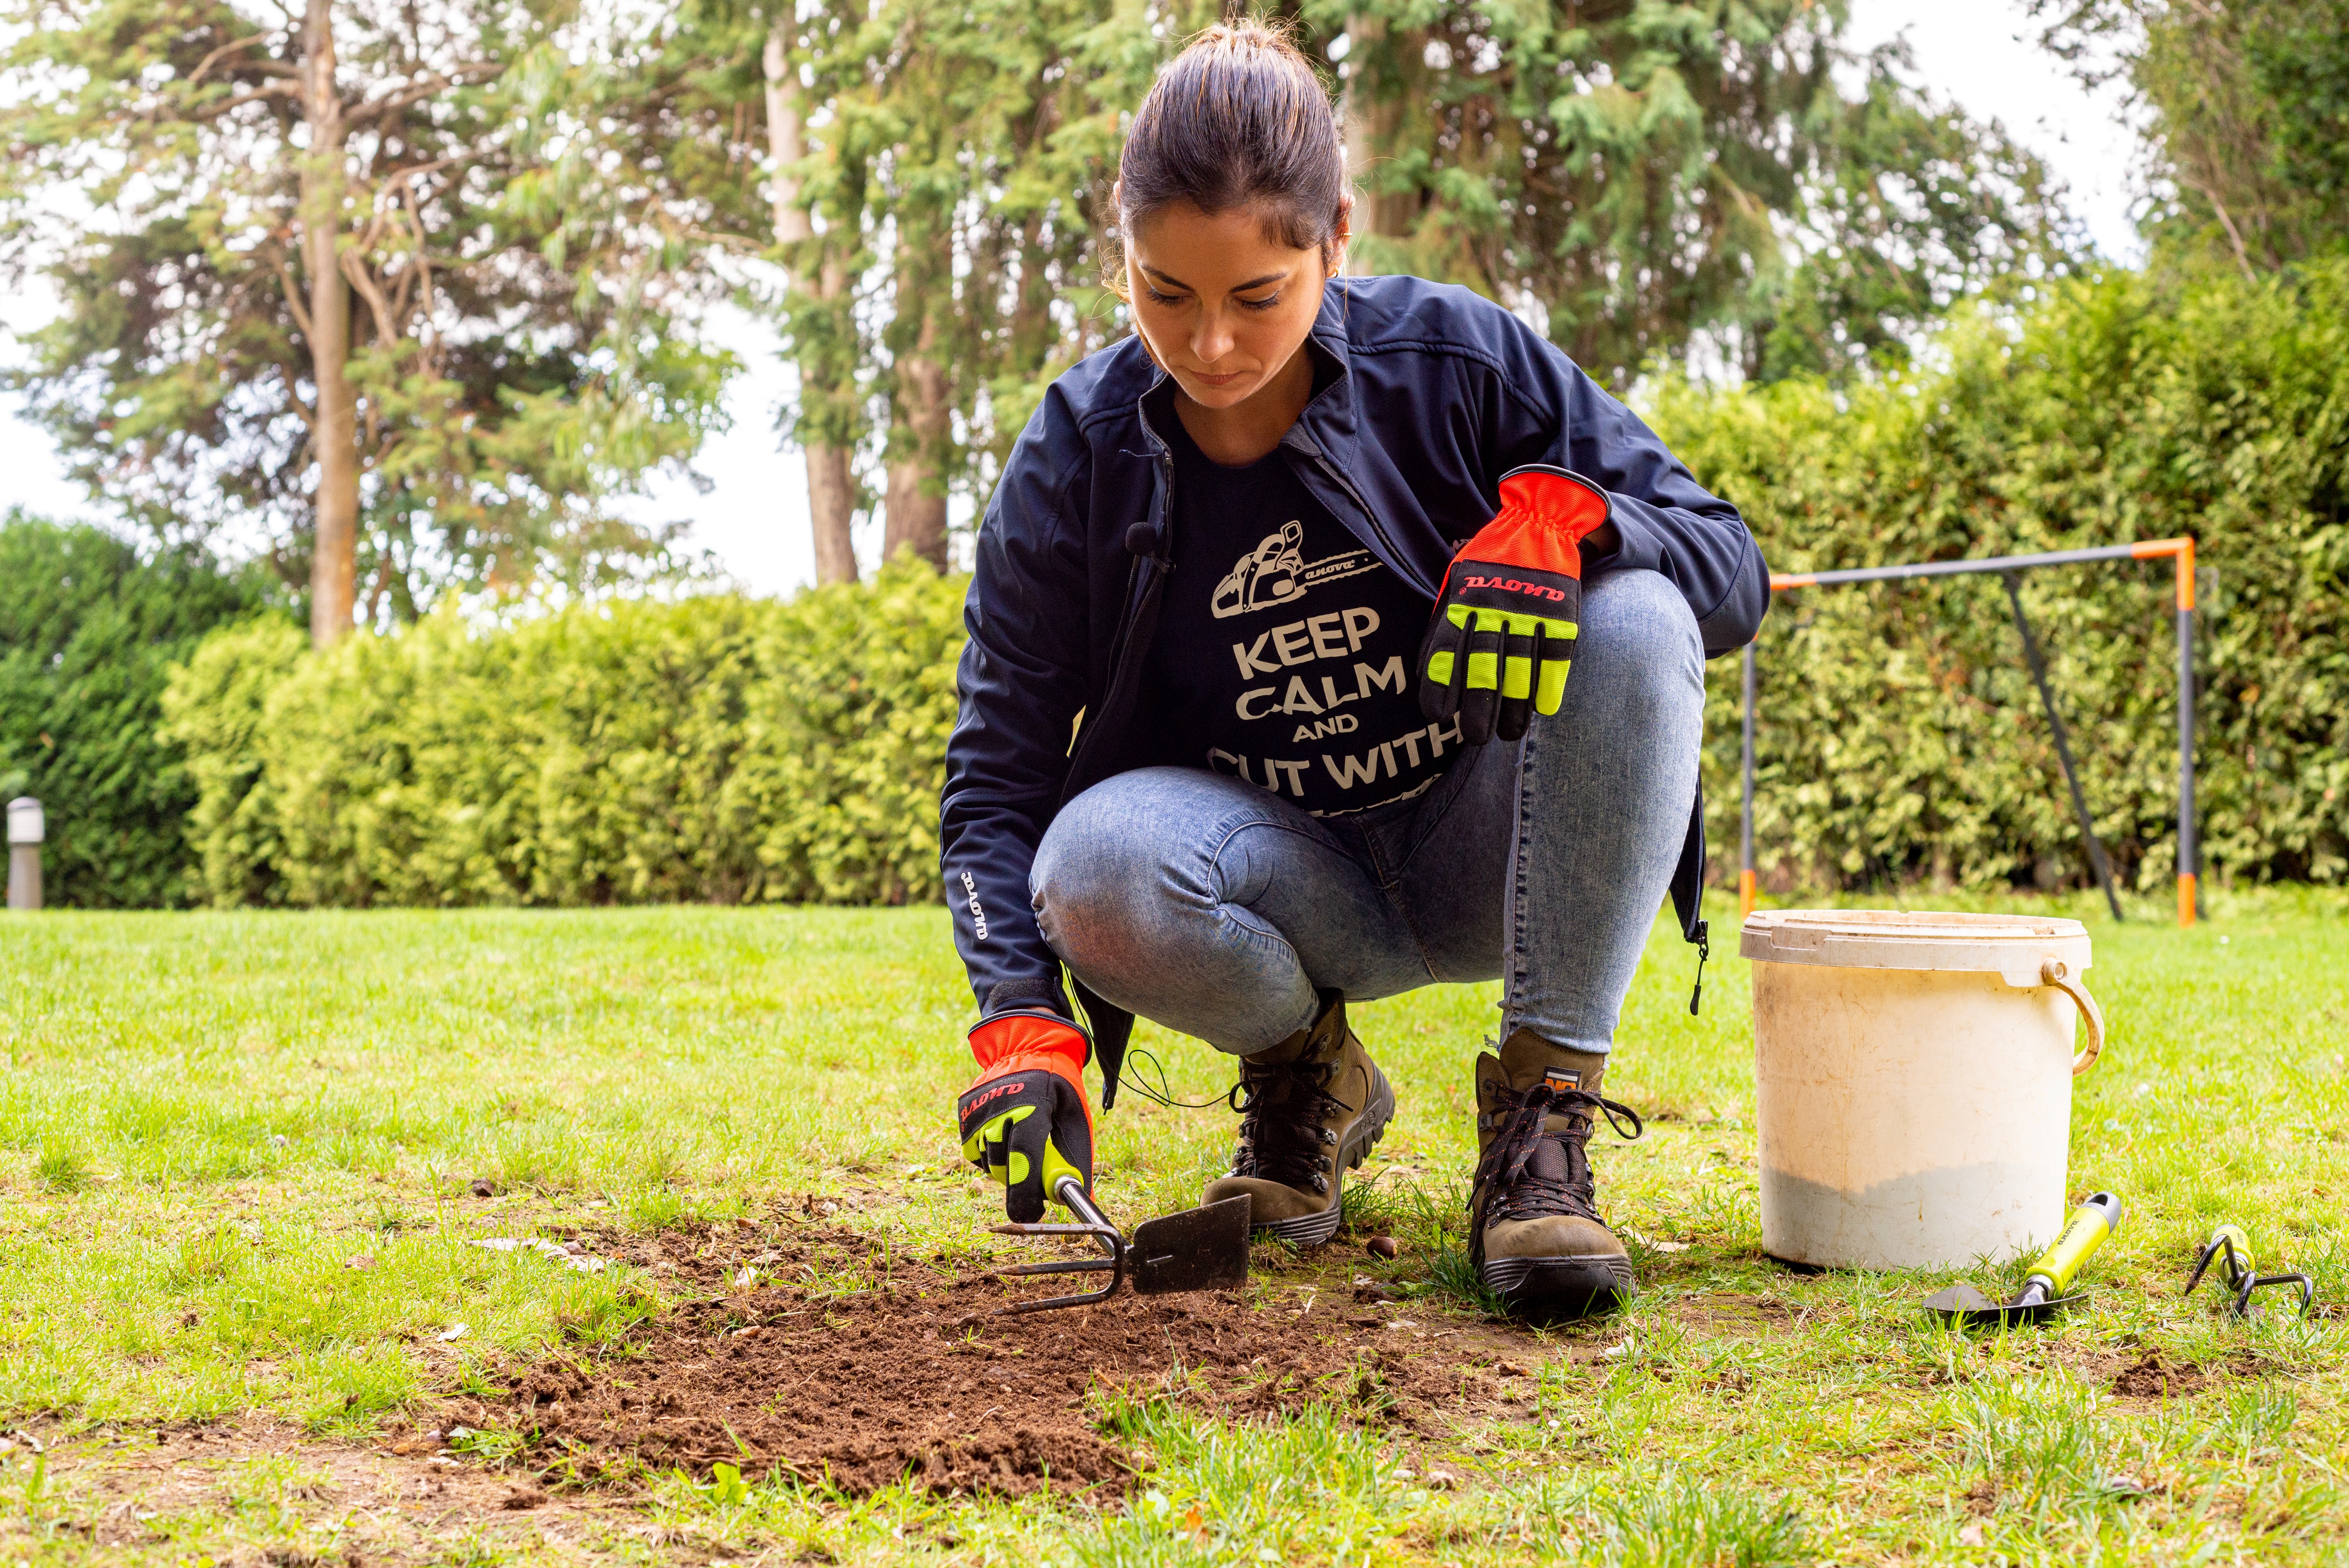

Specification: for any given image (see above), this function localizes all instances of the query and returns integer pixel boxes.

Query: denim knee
[1029,768,1258,976]
[1029,769,1331,1051]
[1571,570,1705,701]
[1031,777,1165,969]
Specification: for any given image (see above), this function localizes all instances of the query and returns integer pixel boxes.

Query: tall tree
[1338,10,1420,265]
[0,0,729,645]
[765,20,859,584]
[770,0,1158,568]
[1315,0,2071,383]
[2031,0,2349,274]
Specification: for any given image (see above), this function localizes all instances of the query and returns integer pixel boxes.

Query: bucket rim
[1738,907,2092,979]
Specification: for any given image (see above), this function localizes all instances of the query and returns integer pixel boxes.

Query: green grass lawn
[0,887,2344,1565]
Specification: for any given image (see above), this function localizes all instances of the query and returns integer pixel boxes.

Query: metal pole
[2176,545,2198,928]
[5,797,41,913]
[2002,574,2123,922]
[1772,538,2193,591]
[1740,642,1757,921]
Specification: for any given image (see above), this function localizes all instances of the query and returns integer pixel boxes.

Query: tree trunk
[804,418,858,586]
[766,26,858,587]
[882,301,950,570]
[301,0,359,647]
[1342,14,1417,273]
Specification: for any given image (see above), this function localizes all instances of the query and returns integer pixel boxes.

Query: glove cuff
[964,1026,1095,1144]
[1495,465,1611,542]
[970,1012,1090,1075]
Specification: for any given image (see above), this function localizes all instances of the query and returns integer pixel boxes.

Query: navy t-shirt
[1139,412,1463,816]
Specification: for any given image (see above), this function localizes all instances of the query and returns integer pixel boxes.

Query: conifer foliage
[0,0,733,645]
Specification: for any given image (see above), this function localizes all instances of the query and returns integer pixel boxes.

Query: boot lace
[1228,1058,1347,1194]
[1471,1082,1643,1231]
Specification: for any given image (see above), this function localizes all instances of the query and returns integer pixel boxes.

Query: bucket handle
[2040,957,2105,1076]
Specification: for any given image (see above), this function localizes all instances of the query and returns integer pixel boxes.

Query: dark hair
[1117,19,1349,265]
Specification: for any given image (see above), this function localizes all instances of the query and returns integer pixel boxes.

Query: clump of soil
[447,1231,1534,1498]
[2111,1350,2209,1399]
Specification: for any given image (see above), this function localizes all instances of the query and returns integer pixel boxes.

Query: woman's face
[1124,200,1341,412]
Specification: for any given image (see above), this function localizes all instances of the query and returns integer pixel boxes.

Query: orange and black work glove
[957,1014,1095,1223]
[1418,465,1611,744]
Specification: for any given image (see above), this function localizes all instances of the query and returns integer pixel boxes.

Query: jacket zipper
[1303,443,1436,599]
[1066,431,1174,802]
[1102,419,1174,673]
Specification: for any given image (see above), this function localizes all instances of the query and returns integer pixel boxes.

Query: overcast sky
[0,0,2140,598]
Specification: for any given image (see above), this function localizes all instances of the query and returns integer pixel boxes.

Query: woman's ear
[1327,194,1356,277]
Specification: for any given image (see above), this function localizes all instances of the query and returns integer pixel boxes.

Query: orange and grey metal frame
[1739,538,2199,928]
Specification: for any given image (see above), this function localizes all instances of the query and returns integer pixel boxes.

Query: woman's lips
[1189,369,1248,388]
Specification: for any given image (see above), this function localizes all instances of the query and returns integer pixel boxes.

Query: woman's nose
[1192,309,1235,367]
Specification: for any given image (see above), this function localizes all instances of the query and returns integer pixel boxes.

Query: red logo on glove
[963,1080,1030,1113]
[1463,575,1568,602]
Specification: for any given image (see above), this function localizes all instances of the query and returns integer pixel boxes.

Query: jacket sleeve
[939,397,1094,1022]
[1482,325,1768,657]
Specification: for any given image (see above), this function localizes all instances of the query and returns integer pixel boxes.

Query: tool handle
[1054,1174,1117,1252]
[2210,1223,2253,1278]
[2186,1222,2255,1297]
[2026,1191,2122,1296]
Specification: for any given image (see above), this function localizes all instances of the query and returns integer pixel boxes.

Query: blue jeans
[1031,570,1706,1057]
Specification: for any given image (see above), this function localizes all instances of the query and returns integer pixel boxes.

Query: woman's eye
[1237,292,1283,312]
[1144,285,1188,306]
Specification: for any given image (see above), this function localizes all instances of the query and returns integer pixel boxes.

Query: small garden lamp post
[6,797,41,912]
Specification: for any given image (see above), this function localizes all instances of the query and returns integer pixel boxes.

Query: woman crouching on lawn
[939,19,1766,1319]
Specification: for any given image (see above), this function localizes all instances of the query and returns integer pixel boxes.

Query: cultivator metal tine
[994,1256,1117,1279]
[986,1183,1251,1313]
[989,1221,1116,1241]
[990,1178,1128,1313]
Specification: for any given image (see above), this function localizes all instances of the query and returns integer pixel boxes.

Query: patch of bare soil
[445,1229,1549,1499]
[2110,1349,2212,1400]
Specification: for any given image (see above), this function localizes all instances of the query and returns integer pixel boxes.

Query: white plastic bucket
[1739,910,2107,1270]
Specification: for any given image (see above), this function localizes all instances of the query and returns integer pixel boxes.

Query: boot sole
[1252,1066,1396,1248]
[1481,1254,1638,1319]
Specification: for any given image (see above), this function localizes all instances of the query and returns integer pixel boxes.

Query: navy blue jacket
[941,276,1766,1094]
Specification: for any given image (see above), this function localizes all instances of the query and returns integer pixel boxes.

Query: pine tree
[0,0,732,644]
[2032,0,2349,275]
[1318,0,2071,383]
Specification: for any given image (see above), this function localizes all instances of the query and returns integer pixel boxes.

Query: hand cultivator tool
[1924,1192,2123,1327]
[2184,1223,2315,1320]
[991,1179,1251,1314]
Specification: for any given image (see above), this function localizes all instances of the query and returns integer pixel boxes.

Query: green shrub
[151,262,2349,906]
[160,558,964,907]
[0,514,280,907]
[1657,257,2349,892]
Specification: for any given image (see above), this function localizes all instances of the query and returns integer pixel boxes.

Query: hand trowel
[1923,1192,2123,1327]
[990,1178,1251,1314]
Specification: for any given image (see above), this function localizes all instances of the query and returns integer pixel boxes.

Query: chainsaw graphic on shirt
[1210,522,1383,619]
[1188,519,1443,816]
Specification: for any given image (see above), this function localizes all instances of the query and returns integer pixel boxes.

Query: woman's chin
[1175,372,1258,407]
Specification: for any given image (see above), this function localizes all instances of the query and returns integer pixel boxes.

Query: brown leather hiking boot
[1470,1028,1645,1318]
[1202,992,1395,1246]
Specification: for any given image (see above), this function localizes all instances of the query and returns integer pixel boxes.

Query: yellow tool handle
[2206,1222,2254,1279]
[2025,1191,2123,1295]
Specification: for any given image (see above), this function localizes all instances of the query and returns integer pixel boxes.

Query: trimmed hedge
[153,260,2349,907]
[0,515,277,907]
[1658,258,2349,892]
[160,559,963,907]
